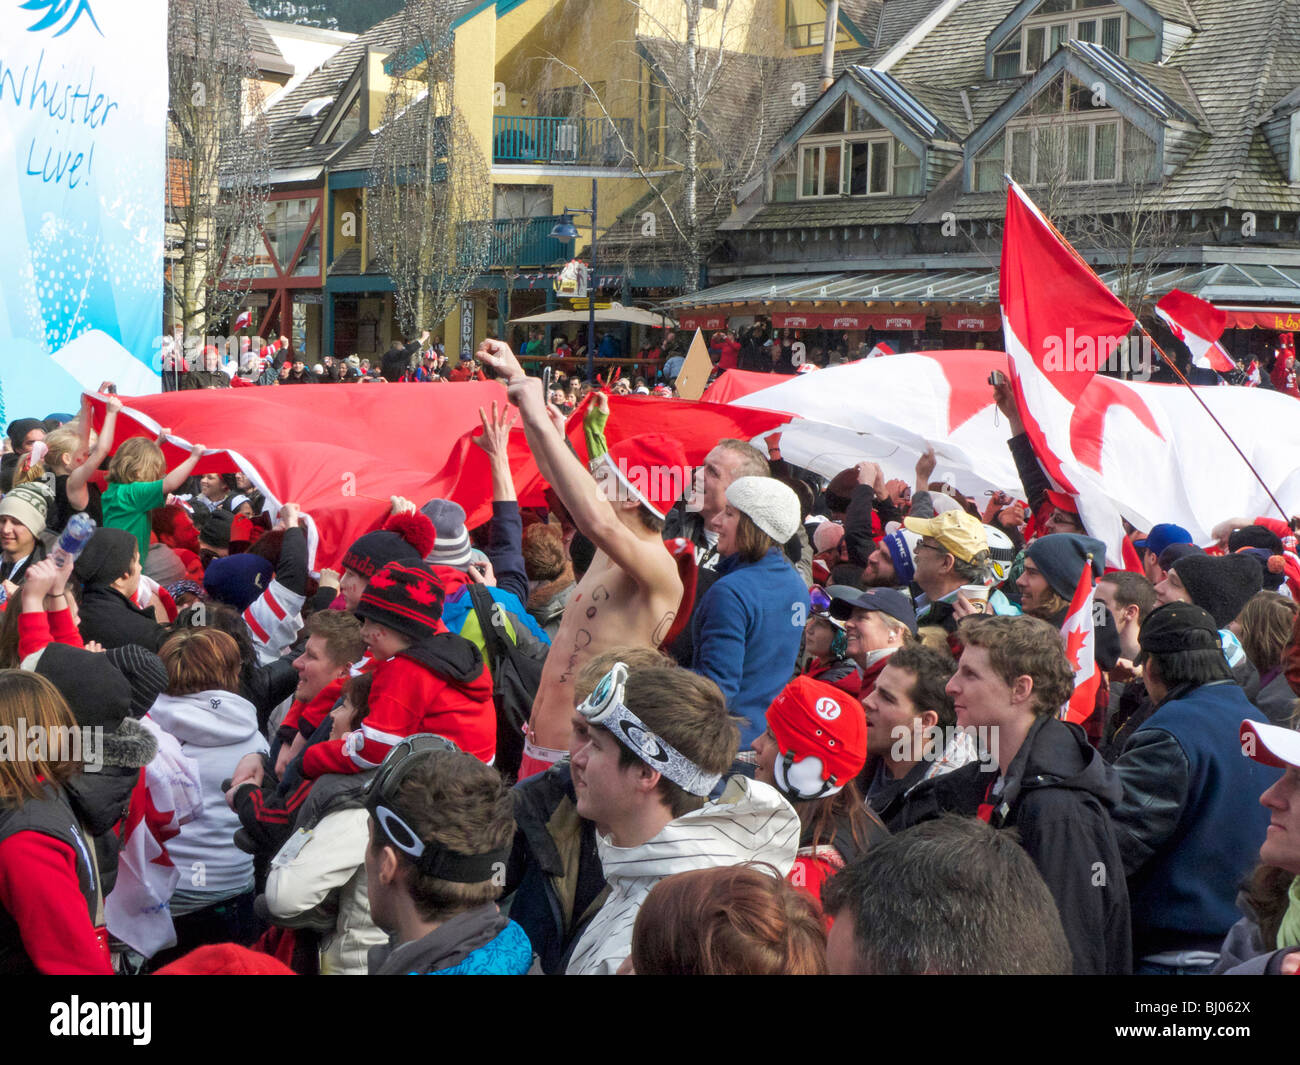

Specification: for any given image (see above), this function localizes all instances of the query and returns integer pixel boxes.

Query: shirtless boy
[476,339,685,777]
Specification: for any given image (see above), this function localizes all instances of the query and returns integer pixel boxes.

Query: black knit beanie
[73,528,138,587]
[354,560,446,641]
[1227,524,1284,554]
[1171,553,1263,628]
[104,645,169,718]
[342,531,421,581]
[30,644,134,731]
[6,417,44,450]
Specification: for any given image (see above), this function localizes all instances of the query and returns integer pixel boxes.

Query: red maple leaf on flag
[1064,626,1089,672]
[924,351,1008,434]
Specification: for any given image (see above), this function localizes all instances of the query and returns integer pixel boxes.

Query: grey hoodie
[148,690,268,897]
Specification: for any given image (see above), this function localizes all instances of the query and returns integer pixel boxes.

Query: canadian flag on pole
[998,179,1300,563]
[1060,560,1100,726]
[1153,289,1235,373]
[1000,179,1138,562]
[233,309,252,331]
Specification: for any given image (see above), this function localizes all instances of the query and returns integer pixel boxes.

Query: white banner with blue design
[0,0,165,422]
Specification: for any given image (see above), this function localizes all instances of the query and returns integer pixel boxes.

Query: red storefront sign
[1222,309,1300,330]
[941,314,1000,332]
[770,311,927,330]
[678,314,729,330]
[822,313,870,329]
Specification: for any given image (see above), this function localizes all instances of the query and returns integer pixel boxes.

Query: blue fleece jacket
[692,547,807,744]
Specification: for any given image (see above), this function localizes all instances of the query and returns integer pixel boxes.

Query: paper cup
[960,585,991,613]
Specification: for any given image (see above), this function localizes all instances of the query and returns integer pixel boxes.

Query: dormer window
[973,71,1158,191]
[991,1,1157,77]
[777,99,923,200]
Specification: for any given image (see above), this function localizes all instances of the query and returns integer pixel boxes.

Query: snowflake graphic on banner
[20,0,103,37]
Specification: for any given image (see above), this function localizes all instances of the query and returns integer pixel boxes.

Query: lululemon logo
[814,697,841,721]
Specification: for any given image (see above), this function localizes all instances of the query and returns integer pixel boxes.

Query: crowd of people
[0,332,1298,977]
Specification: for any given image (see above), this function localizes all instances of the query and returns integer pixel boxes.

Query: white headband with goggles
[577,663,720,797]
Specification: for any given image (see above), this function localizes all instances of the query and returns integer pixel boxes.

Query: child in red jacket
[302,560,495,777]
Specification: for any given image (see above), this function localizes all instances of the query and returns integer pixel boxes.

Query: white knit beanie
[726,476,801,544]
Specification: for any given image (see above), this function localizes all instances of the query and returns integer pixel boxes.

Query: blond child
[37,395,125,534]
[103,432,205,561]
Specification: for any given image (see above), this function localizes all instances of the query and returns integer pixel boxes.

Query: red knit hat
[765,676,867,801]
[601,433,690,520]
[355,560,446,641]
[155,944,296,975]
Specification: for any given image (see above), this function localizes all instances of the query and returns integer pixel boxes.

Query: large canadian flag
[1154,290,1235,373]
[731,348,1300,555]
[998,181,1300,563]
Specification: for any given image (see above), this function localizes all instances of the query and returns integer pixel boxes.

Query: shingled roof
[259,14,406,173]
[740,0,1300,230]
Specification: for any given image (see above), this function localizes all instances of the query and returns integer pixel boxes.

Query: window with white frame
[990,1,1156,78]
[973,72,1158,190]
[785,98,924,199]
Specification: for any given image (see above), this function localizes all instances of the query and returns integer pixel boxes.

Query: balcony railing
[492,114,633,167]
[458,215,572,268]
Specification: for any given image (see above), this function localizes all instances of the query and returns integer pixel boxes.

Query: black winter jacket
[901,715,1132,974]
[77,585,169,652]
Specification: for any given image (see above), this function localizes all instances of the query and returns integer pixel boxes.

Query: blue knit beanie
[203,554,274,611]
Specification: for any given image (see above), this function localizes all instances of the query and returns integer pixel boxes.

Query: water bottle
[51,513,97,568]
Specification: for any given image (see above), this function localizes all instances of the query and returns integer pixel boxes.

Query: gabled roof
[170,0,293,80]
[1063,41,1202,126]
[261,14,407,173]
[847,67,961,141]
[246,12,294,79]
[889,0,1021,85]
[987,0,1199,56]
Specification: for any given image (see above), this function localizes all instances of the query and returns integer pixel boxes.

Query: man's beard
[861,567,898,589]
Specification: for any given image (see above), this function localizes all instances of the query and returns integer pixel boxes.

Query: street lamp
[550,177,598,382]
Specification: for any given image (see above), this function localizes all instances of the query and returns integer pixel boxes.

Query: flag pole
[1133,319,1291,523]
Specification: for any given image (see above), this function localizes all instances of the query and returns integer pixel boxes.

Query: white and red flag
[233,309,252,331]
[866,341,895,358]
[1060,560,1100,725]
[1154,289,1235,373]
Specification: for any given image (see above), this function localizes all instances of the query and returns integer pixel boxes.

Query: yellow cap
[903,510,989,563]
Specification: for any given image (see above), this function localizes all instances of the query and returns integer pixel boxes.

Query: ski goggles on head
[364,734,510,882]
[577,663,720,797]
[809,587,832,613]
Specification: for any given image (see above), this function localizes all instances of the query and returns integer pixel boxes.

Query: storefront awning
[665,262,1300,330]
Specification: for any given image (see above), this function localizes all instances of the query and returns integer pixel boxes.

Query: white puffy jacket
[566,777,800,975]
[266,807,387,976]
